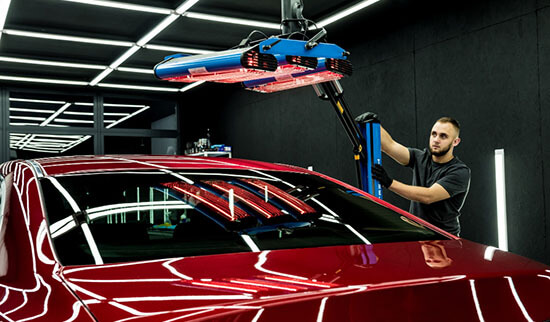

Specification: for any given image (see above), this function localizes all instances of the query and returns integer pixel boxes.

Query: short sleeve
[406,148,424,168]
[436,166,471,197]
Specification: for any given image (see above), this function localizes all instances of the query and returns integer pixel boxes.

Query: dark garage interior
[1,0,550,269]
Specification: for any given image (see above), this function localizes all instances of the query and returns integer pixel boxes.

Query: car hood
[60,239,550,321]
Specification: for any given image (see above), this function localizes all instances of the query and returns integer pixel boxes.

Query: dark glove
[372,164,393,188]
[355,112,380,124]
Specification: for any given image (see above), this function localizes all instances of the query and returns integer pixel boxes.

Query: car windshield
[40,169,445,265]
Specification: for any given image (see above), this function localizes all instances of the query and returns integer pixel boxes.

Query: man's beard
[430,143,452,157]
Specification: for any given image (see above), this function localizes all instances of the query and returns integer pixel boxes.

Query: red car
[0,155,549,321]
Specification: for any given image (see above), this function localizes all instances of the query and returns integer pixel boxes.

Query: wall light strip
[10,98,67,104]
[143,44,213,54]
[0,75,89,86]
[41,103,72,126]
[61,0,172,14]
[317,0,381,28]
[184,12,280,30]
[0,56,106,69]
[495,149,508,251]
[2,29,134,47]
[106,106,149,128]
[10,107,56,114]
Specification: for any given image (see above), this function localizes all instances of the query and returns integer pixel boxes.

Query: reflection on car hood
[61,239,550,321]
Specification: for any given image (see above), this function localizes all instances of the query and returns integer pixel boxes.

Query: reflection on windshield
[40,169,444,266]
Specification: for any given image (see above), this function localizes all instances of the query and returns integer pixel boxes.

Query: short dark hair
[436,117,460,135]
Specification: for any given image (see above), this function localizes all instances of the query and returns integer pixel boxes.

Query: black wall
[182,0,550,264]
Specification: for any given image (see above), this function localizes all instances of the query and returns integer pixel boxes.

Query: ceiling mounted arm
[281,0,305,34]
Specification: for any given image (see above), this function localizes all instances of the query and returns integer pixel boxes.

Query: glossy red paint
[0,155,549,322]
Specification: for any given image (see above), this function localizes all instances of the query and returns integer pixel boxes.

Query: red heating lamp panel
[163,182,249,221]
[205,180,285,219]
[241,179,316,215]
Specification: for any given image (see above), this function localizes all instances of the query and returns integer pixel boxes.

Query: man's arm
[388,181,450,204]
[371,164,451,204]
[380,126,410,166]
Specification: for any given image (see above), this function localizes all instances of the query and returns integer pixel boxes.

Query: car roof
[13,155,304,177]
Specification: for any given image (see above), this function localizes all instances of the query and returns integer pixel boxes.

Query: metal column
[93,94,104,155]
[0,89,10,163]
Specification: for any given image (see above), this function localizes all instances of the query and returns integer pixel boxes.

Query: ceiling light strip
[0,56,106,69]
[143,44,213,54]
[0,0,11,42]
[117,67,152,74]
[175,0,200,14]
[0,75,89,86]
[110,46,140,69]
[98,83,180,92]
[61,0,172,15]
[317,0,380,28]
[136,15,179,46]
[2,29,134,47]
[180,80,205,92]
[184,12,280,30]
[89,69,114,86]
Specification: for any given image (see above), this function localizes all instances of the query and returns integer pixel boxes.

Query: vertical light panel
[495,149,508,251]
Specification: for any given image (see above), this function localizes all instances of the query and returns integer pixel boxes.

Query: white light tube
[61,135,92,153]
[10,107,55,114]
[61,0,172,14]
[63,111,93,116]
[143,44,213,54]
[317,0,380,28]
[495,149,508,251]
[2,29,134,47]
[184,12,280,30]
[98,83,180,92]
[109,45,140,69]
[136,15,179,46]
[0,75,89,86]
[10,98,66,104]
[0,56,106,69]
[180,80,205,92]
[41,103,72,126]
[54,118,94,124]
[0,0,11,43]
[117,67,153,74]
[9,115,47,121]
[106,106,149,128]
[89,68,114,86]
[175,0,200,14]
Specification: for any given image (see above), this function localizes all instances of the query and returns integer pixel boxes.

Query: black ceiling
[0,0,385,93]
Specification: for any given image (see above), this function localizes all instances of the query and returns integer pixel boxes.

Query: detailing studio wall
[182,0,550,265]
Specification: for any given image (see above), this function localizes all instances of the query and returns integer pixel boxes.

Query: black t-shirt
[407,148,471,235]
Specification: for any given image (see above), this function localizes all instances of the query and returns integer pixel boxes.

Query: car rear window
[40,169,445,266]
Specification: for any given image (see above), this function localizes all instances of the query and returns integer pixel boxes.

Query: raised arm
[380,126,410,166]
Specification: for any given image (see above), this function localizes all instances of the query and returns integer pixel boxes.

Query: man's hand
[372,164,393,188]
[355,112,379,123]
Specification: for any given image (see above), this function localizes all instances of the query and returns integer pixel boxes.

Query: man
[358,113,470,236]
